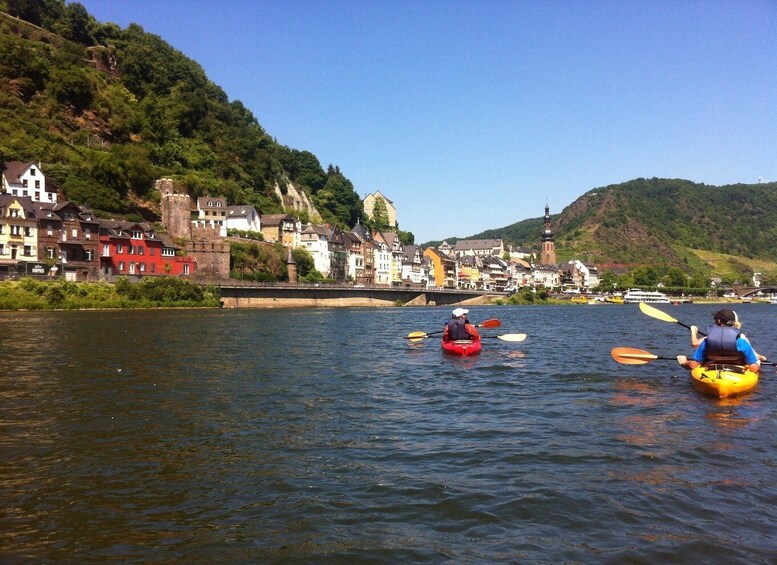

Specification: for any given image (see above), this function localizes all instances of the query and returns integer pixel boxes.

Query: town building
[226,205,261,233]
[98,219,197,279]
[454,239,504,258]
[362,191,396,227]
[2,161,58,204]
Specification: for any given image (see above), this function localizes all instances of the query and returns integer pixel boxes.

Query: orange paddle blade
[610,347,659,365]
[479,319,501,329]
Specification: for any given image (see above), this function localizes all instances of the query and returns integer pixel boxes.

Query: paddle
[610,347,677,365]
[492,333,527,342]
[405,318,501,340]
[639,302,707,336]
[611,346,776,366]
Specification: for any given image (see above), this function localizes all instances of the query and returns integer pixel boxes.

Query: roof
[454,239,503,251]
[261,214,295,226]
[197,196,227,207]
[227,205,259,218]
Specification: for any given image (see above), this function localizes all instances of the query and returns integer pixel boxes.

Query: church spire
[540,202,556,265]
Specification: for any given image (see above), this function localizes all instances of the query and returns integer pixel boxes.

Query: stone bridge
[737,285,777,298]
[213,281,501,308]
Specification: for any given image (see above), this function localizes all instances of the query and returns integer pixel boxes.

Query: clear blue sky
[76,0,776,243]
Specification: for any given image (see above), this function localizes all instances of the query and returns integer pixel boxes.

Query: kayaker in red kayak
[442,308,481,343]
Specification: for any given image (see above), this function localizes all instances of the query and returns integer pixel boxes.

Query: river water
[1,303,776,563]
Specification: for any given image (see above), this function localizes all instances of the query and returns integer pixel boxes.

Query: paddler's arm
[690,325,704,347]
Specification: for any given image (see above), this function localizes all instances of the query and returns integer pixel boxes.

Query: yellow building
[363,191,396,228]
[0,195,38,269]
[423,247,457,289]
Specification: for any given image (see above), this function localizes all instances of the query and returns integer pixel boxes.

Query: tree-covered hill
[464,177,777,280]
[0,0,365,229]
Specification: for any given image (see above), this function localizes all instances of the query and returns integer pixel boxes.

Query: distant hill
[0,1,368,232]
[445,178,777,280]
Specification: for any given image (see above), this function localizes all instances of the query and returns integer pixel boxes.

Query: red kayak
[441,339,482,356]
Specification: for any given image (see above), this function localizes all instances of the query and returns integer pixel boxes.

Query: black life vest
[705,325,742,363]
[446,318,471,340]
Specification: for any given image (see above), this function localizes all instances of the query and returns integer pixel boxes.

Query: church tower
[539,203,556,265]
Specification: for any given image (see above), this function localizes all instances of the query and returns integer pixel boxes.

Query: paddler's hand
[676,355,688,366]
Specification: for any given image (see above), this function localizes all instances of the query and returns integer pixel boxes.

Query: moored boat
[441,339,482,356]
[623,288,670,304]
[690,364,758,398]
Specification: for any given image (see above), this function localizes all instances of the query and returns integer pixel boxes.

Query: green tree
[664,267,687,287]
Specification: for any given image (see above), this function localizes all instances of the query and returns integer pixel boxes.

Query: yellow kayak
[690,364,758,399]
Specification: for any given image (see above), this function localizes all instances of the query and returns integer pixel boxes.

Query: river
[1,303,776,563]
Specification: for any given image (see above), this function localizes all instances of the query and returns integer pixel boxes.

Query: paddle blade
[479,319,501,329]
[496,333,527,342]
[610,347,658,365]
[639,302,678,323]
[406,331,428,341]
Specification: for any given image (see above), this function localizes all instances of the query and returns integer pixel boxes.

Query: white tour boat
[623,288,670,304]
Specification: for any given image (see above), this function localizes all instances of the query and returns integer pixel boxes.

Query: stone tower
[158,178,192,240]
[286,248,298,283]
[539,203,556,265]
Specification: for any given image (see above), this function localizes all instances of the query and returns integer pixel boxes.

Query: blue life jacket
[705,325,742,363]
[446,318,471,340]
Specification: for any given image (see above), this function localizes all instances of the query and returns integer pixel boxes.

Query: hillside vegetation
[0,0,369,232]
[468,178,777,283]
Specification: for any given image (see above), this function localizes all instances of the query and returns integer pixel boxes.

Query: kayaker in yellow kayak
[677,308,763,373]
[442,308,481,343]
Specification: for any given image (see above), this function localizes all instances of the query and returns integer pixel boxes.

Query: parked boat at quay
[622,288,670,304]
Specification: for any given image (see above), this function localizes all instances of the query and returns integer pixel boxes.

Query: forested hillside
[468,177,777,281]
[0,0,366,230]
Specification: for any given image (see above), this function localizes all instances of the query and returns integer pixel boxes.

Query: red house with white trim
[98,219,197,278]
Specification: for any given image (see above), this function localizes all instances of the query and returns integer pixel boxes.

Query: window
[23,245,32,256]
[30,168,36,176]
[128,245,135,255]
[129,263,135,274]
[48,193,54,202]
[35,192,40,200]
[150,263,155,273]
[11,225,21,236]
[149,247,156,256]
[118,261,125,271]
[116,244,123,253]
[11,209,19,218]
[47,225,53,235]
[22,179,28,187]
[24,227,32,237]
[140,263,146,272]
[162,248,175,257]
[183,264,190,275]
[0,244,4,254]
[102,244,109,256]
[132,230,142,239]
[46,247,55,259]
[71,229,77,238]
[84,228,91,240]
[35,180,40,188]
[0,225,4,235]
[85,250,92,261]
[138,247,144,256]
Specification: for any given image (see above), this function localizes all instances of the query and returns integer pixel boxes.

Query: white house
[226,205,261,233]
[373,238,391,286]
[2,161,57,204]
[300,223,332,276]
[194,196,227,236]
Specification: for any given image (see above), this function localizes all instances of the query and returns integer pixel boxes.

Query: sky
[75,0,777,243]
